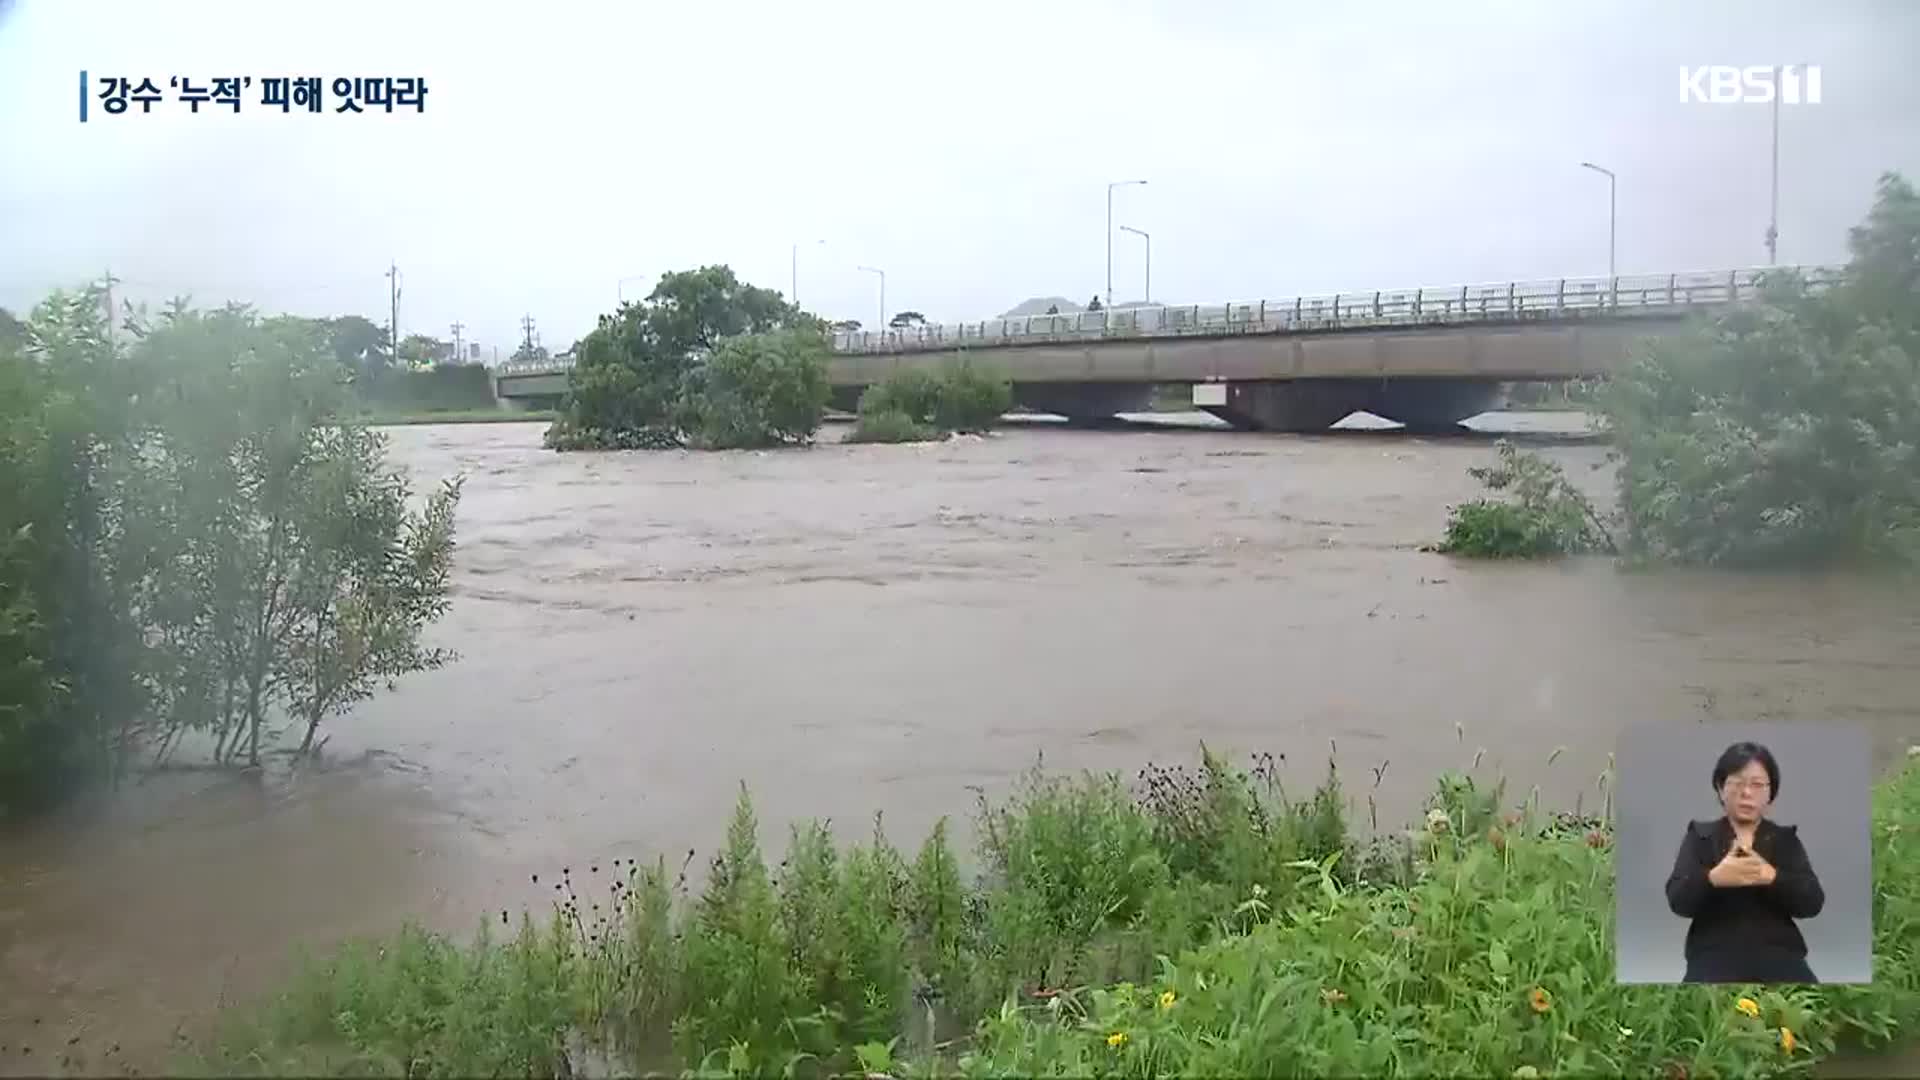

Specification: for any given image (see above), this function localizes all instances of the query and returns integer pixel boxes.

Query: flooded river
[4,415,1919,1074]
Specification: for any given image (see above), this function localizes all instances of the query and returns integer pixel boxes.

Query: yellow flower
[1107,1031,1128,1049]
[1780,1027,1796,1055]
[1528,987,1553,1014]
[1159,990,1177,1010]
[1735,997,1760,1019]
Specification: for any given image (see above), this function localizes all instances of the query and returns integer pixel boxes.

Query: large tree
[547,266,823,450]
[1603,171,1920,567]
[399,333,450,368]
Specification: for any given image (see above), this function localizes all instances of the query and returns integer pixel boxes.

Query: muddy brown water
[3,414,1918,1076]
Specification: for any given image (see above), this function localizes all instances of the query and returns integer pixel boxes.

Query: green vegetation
[1442,172,1920,565]
[355,362,499,414]
[845,366,1014,444]
[1435,441,1615,558]
[544,266,832,452]
[201,748,1920,1077]
[0,291,462,816]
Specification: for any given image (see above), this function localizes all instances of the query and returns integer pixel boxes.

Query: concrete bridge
[494,266,1832,431]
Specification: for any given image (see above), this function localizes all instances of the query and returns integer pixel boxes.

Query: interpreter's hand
[1708,845,1773,888]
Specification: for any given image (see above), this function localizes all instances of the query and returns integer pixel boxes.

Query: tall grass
[197,746,1920,1078]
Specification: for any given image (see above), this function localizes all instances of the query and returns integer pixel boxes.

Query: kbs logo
[1679,65,1822,105]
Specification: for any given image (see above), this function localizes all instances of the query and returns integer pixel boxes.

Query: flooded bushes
[0,292,462,816]
[846,366,1014,444]
[1443,172,1920,567]
[1436,441,1615,558]
[201,749,1920,1077]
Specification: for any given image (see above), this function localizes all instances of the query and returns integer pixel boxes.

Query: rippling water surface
[4,414,1917,1074]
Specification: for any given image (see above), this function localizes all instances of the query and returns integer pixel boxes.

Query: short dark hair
[1712,741,1781,798]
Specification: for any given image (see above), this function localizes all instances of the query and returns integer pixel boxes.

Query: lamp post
[1579,161,1616,282]
[791,239,825,305]
[856,265,886,333]
[1106,179,1147,307]
[1118,225,1150,304]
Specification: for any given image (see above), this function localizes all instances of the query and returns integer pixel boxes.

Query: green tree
[0,292,463,815]
[399,333,450,368]
[129,304,463,765]
[1602,171,1920,567]
[509,339,551,365]
[546,265,818,451]
[889,310,927,329]
[678,329,832,449]
[322,314,393,377]
[0,289,157,807]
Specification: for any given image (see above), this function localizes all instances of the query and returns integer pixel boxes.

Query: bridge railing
[495,356,577,377]
[832,265,1842,354]
[492,266,1843,378]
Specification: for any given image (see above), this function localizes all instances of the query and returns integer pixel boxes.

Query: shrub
[679,329,832,450]
[845,409,944,445]
[205,749,1920,1078]
[858,369,944,425]
[853,365,1014,440]
[1601,172,1920,568]
[1436,441,1614,558]
[932,366,1014,433]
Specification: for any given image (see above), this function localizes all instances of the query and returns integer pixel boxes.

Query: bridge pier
[1196,380,1375,432]
[1195,378,1503,432]
[1366,378,1503,430]
[1014,382,1155,423]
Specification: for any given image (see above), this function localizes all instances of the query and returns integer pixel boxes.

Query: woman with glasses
[1664,741,1826,983]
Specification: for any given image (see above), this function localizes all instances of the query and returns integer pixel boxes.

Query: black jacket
[1665,817,1825,983]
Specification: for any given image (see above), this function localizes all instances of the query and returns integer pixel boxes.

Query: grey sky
[2,0,1916,355]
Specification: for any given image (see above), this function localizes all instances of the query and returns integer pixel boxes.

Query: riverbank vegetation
[1442,171,1920,565]
[200,747,1920,1077]
[0,294,462,817]
[846,366,1015,444]
[544,267,834,452]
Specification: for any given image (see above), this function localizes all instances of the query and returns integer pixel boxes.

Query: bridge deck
[493,266,1835,388]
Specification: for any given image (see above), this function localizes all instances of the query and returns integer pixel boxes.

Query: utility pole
[1766,66,1781,265]
[385,261,401,364]
[520,314,537,357]
[100,267,120,347]
[450,321,465,365]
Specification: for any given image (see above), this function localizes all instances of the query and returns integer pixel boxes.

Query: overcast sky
[2,0,1916,355]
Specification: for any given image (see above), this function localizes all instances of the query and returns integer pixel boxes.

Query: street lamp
[791,239,825,306]
[856,265,886,333]
[1764,65,1806,265]
[1579,162,1616,283]
[1118,225,1151,304]
[1106,179,1147,307]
